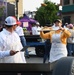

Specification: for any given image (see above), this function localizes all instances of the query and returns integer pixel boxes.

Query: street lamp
[59,5,62,19]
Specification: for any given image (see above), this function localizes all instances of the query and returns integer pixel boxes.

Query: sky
[23,0,60,12]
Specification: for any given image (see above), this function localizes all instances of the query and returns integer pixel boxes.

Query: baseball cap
[65,23,68,25]
[17,21,21,25]
[36,22,40,25]
[69,24,73,28]
[54,19,62,23]
[12,16,22,25]
[5,16,18,25]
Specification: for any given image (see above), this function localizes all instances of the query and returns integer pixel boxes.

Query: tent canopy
[19,15,37,31]
[19,15,37,23]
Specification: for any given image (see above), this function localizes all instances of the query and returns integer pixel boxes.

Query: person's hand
[10,50,19,56]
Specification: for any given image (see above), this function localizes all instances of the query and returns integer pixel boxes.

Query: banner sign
[23,22,29,27]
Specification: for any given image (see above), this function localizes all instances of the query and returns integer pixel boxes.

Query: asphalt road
[26,47,48,63]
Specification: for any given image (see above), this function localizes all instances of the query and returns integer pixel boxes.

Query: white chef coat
[0,28,26,63]
[0,51,10,58]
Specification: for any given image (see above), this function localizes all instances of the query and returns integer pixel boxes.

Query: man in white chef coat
[0,16,26,63]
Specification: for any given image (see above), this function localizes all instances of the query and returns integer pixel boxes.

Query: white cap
[36,22,40,25]
[5,16,18,25]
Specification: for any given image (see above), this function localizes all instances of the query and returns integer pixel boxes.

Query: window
[63,0,70,5]
[73,0,74,4]
[63,16,71,24]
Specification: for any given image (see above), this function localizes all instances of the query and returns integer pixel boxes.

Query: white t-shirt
[64,26,69,30]
[32,26,37,35]
[15,26,24,36]
[32,26,41,35]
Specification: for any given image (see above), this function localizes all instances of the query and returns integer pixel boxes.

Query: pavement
[26,47,48,63]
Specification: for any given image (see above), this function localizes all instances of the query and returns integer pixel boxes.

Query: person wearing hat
[63,23,70,30]
[0,16,26,63]
[43,24,52,63]
[32,22,41,35]
[52,19,62,30]
[15,20,30,58]
[36,22,41,35]
[40,20,71,71]
[67,24,74,56]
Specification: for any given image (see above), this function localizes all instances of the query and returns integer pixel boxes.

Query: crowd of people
[40,20,71,70]
[40,20,74,71]
[0,16,74,72]
[64,23,74,56]
[31,19,74,64]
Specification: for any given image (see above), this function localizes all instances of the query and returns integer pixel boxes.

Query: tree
[35,0,59,26]
[0,6,5,24]
[0,6,5,17]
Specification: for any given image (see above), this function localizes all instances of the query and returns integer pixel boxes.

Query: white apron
[49,32,67,63]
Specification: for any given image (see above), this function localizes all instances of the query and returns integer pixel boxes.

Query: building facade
[61,0,74,24]
[0,0,7,22]
[7,0,23,19]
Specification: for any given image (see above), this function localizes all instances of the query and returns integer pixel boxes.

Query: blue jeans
[67,43,74,56]
[43,39,51,63]
[20,36,29,56]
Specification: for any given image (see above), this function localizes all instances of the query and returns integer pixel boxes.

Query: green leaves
[35,0,59,26]
[0,6,5,17]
